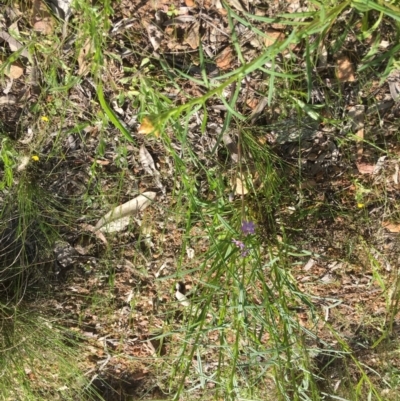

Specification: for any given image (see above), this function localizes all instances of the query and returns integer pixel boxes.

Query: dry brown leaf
[356,161,375,175]
[215,47,234,70]
[382,221,400,233]
[185,22,200,50]
[184,0,196,6]
[264,30,285,47]
[78,38,93,75]
[138,117,160,137]
[6,62,24,79]
[336,56,355,82]
[32,0,54,35]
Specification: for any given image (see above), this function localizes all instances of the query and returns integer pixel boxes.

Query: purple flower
[241,221,255,236]
[232,239,245,250]
[232,239,250,257]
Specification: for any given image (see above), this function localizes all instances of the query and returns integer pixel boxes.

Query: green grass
[1,0,400,399]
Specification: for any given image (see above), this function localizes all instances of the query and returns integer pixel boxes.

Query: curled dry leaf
[99,216,131,233]
[94,191,157,232]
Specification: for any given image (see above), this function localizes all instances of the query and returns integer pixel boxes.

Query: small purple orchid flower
[232,239,250,257]
[241,221,255,236]
[232,239,246,250]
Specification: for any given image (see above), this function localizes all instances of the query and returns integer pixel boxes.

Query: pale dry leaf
[356,128,364,157]
[264,30,285,47]
[318,43,328,69]
[8,22,20,51]
[336,56,355,82]
[3,79,13,95]
[100,216,131,233]
[0,95,16,105]
[175,290,190,307]
[231,175,249,195]
[139,145,156,175]
[392,163,399,185]
[382,221,400,233]
[222,133,239,163]
[215,46,233,70]
[373,156,386,175]
[5,62,24,79]
[78,38,93,75]
[387,69,400,101]
[94,191,157,231]
[226,0,246,12]
[356,162,375,175]
[0,31,30,58]
[303,258,316,271]
[185,21,200,50]
[144,20,163,51]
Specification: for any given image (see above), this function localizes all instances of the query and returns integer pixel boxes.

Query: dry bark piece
[94,192,157,232]
[336,56,355,82]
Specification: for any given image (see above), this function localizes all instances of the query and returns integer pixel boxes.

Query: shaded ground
[2,0,400,400]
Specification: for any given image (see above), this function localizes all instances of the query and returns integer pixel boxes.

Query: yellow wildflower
[31,155,39,162]
[41,116,49,122]
[357,203,364,208]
